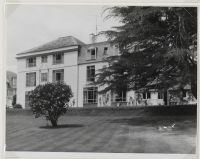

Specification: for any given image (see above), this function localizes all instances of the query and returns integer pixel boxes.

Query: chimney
[89,33,97,44]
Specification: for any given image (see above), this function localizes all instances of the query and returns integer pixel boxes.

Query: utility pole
[95,15,98,36]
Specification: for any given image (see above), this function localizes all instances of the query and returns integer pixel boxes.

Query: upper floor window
[53,53,64,64]
[41,56,48,63]
[103,47,108,55]
[87,65,95,82]
[41,73,48,82]
[11,77,16,87]
[26,57,36,67]
[87,47,97,60]
[26,72,36,87]
[53,69,64,83]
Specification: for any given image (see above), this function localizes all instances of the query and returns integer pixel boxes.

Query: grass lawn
[6,113,196,153]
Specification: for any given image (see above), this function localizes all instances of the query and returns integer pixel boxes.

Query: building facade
[6,71,17,108]
[16,36,195,109]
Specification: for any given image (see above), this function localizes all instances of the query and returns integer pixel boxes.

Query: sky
[6,5,121,73]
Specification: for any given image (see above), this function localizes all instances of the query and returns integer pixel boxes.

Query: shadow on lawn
[39,124,84,129]
[108,116,197,129]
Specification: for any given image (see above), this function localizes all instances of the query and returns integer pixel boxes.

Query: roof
[18,36,85,55]
[146,78,161,86]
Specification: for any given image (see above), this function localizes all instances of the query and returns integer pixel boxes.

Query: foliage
[96,7,197,97]
[29,82,73,127]
[13,104,22,109]
[12,95,16,106]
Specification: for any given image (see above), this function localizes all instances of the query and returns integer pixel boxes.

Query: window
[25,91,31,108]
[115,90,126,102]
[91,49,96,59]
[53,53,64,64]
[11,77,16,87]
[41,56,47,63]
[87,65,95,82]
[143,92,151,99]
[53,69,64,82]
[87,47,97,60]
[142,93,146,99]
[103,47,108,55]
[158,92,164,99]
[26,72,36,87]
[83,87,98,104]
[26,57,36,67]
[41,73,48,82]
[147,92,151,99]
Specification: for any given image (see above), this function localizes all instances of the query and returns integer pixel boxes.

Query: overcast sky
[6,4,121,73]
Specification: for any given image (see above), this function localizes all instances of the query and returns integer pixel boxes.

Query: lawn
[6,113,196,153]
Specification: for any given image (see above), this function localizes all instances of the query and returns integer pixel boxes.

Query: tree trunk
[190,65,197,99]
[50,119,58,127]
[191,81,197,99]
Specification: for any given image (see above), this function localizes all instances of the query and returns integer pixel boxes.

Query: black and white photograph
[5,4,197,155]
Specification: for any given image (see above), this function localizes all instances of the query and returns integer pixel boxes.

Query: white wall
[64,66,78,107]
[127,90,136,106]
[16,45,166,108]
[16,49,79,108]
[16,71,39,108]
[78,62,108,107]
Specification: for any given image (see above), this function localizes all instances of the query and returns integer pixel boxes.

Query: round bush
[29,82,73,127]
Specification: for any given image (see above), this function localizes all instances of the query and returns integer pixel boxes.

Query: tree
[96,7,197,98]
[29,82,73,127]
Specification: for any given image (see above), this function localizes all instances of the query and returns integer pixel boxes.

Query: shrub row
[6,104,197,116]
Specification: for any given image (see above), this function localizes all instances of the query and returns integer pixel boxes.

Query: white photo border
[1,1,199,159]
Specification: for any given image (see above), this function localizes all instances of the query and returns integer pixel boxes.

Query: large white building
[16,36,195,109]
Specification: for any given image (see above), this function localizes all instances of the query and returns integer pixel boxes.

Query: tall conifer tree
[95,7,197,98]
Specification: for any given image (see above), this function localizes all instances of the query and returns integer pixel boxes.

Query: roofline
[16,46,79,59]
[86,41,111,46]
[17,44,80,55]
[17,40,112,56]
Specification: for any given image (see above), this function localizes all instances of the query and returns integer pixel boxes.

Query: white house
[16,36,194,109]
[6,71,17,108]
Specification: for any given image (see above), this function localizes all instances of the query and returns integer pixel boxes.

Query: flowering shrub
[29,82,73,127]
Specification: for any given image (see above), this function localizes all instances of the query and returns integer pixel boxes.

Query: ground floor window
[25,91,31,108]
[158,92,164,99]
[115,90,126,102]
[83,87,98,104]
[143,92,151,99]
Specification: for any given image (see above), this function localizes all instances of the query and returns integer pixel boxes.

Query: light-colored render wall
[16,42,168,108]
[16,49,79,108]
[77,62,108,107]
